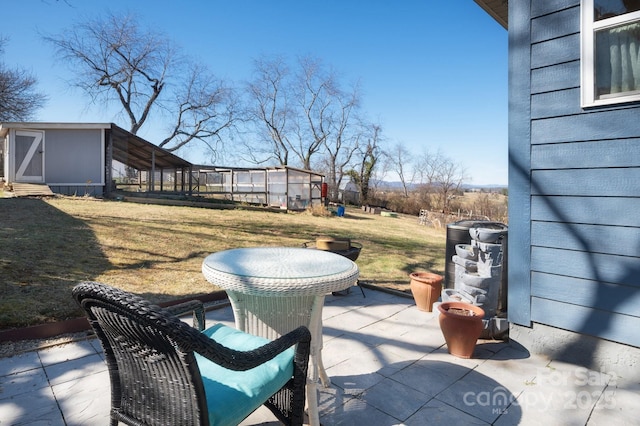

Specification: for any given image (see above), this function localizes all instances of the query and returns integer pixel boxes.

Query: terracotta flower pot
[438,301,485,359]
[409,272,443,312]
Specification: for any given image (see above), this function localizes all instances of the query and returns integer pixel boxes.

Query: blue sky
[3,1,508,185]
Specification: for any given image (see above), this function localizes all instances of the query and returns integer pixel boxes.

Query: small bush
[305,204,333,217]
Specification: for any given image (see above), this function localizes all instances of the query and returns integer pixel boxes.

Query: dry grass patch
[0,197,445,329]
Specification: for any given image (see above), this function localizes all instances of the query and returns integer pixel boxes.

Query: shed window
[582,0,640,106]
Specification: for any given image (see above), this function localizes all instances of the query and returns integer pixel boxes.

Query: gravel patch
[0,330,96,359]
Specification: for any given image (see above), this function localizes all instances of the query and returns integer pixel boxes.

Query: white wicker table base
[202,247,360,426]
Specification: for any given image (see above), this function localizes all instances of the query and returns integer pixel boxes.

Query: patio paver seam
[37,351,69,426]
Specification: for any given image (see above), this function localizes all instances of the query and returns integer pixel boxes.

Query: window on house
[582,0,640,106]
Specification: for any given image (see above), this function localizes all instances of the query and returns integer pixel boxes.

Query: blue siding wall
[512,0,640,348]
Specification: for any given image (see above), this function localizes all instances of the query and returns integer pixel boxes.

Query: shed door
[15,130,44,182]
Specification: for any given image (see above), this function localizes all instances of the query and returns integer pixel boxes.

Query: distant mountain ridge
[377,181,507,191]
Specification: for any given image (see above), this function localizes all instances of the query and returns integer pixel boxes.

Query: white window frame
[581,0,640,107]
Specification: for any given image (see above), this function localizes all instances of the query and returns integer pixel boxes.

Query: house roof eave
[474,0,508,29]
[0,122,111,137]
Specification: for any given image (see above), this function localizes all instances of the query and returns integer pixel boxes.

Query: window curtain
[597,22,640,96]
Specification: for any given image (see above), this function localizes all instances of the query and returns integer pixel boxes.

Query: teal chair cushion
[195,324,295,426]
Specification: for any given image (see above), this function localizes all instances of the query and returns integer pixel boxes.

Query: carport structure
[106,124,193,197]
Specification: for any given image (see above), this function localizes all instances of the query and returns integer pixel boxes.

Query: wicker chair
[72,282,311,426]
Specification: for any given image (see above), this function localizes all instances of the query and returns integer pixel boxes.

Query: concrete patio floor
[1,287,638,425]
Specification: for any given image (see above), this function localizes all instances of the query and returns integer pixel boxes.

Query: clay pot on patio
[409,272,443,312]
[438,301,485,359]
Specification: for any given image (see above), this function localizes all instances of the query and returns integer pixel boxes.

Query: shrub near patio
[0,197,446,330]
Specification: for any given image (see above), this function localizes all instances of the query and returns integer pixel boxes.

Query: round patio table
[202,246,359,426]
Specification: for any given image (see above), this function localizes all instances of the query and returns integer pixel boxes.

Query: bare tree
[246,55,362,182]
[0,38,46,120]
[415,150,466,213]
[387,142,413,197]
[318,84,363,201]
[291,56,335,170]
[348,123,384,205]
[245,56,292,165]
[411,149,430,186]
[158,61,237,154]
[435,155,467,213]
[44,12,235,153]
